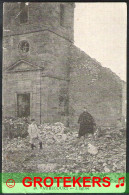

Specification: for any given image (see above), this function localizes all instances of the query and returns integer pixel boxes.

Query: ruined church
[3,2,126,127]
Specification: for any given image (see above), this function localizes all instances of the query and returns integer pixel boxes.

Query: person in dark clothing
[78,108,96,139]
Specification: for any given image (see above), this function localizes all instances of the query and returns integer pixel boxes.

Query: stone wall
[69,45,123,127]
[121,81,126,123]
[3,30,71,76]
[3,70,41,122]
[3,2,74,41]
[41,76,69,125]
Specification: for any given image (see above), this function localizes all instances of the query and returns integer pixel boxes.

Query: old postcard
[2,2,126,191]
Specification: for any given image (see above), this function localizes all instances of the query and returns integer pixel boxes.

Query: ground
[2,123,126,173]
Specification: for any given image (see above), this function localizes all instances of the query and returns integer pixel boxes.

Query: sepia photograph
[2,2,126,174]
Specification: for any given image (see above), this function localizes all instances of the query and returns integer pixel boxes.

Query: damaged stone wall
[69,45,124,127]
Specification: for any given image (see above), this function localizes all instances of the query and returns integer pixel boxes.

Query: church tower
[3,2,75,124]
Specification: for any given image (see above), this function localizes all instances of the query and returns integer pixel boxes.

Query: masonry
[3,2,126,127]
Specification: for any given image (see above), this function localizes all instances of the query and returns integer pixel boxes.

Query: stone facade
[3,2,125,127]
[3,2,73,124]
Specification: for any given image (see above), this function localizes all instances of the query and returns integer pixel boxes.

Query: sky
[74,3,127,81]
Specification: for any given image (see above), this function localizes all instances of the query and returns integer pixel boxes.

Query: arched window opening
[60,4,65,26]
[20,2,29,24]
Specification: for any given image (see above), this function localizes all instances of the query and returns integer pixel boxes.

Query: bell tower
[3,2,75,41]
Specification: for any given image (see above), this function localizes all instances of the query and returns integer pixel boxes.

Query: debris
[2,121,126,173]
[104,167,110,173]
[87,143,98,155]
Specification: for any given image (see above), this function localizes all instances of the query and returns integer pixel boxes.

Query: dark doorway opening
[17,93,30,117]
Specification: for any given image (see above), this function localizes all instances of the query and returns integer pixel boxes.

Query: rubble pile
[3,117,30,138]
[39,122,68,143]
[2,121,126,173]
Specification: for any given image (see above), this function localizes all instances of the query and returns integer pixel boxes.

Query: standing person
[78,107,96,140]
[28,119,42,150]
